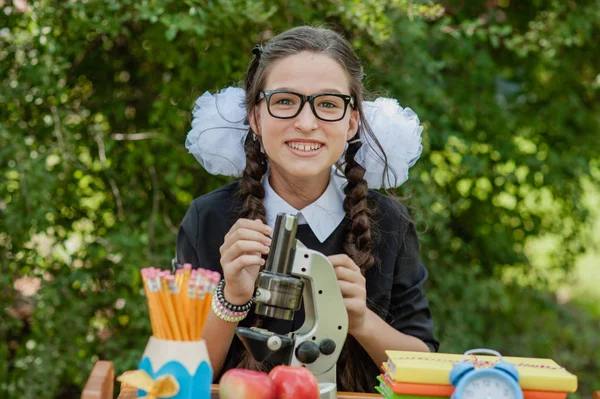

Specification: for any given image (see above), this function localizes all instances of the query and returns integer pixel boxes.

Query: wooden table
[81,360,382,399]
[118,385,379,398]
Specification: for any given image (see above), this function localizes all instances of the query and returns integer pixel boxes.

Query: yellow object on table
[384,350,578,392]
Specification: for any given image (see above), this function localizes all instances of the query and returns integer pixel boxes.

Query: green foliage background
[1,0,599,397]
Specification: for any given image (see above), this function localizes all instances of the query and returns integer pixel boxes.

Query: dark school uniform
[176,181,439,392]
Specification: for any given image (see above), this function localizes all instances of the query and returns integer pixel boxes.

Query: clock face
[461,375,517,399]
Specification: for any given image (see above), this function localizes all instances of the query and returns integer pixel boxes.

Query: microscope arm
[289,245,349,375]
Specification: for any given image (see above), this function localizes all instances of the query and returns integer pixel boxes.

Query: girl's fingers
[231,228,272,246]
[223,228,272,249]
[334,266,365,284]
[328,254,361,272]
[337,280,365,299]
[229,239,270,256]
[221,228,272,257]
[226,218,272,240]
[220,240,270,263]
[228,254,265,272]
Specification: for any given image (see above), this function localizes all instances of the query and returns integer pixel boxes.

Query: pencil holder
[137,336,213,399]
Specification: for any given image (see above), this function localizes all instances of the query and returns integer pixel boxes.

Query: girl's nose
[294,102,319,132]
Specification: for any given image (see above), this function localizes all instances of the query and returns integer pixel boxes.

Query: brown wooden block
[81,360,114,399]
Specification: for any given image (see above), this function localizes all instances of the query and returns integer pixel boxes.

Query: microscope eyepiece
[264,213,298,275]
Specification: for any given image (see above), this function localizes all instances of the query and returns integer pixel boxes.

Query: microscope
[236,213,349,399]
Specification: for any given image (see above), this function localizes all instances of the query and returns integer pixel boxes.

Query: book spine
[392,368,577,392]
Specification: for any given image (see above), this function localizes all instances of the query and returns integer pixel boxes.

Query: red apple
[268,365,320,399]
[219,368,276,399]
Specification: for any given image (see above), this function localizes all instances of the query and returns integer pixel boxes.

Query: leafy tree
[1,0,598,397]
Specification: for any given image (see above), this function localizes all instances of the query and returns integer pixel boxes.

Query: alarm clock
[449,348,523,399]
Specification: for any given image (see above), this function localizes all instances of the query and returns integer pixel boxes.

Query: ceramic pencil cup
[136,336,213,399]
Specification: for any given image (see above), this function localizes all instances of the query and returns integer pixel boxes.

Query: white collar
[263,168,347,243]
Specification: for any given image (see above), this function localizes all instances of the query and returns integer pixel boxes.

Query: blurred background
[1,0,599,398]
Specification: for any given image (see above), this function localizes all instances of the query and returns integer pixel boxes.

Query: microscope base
[314,366,338,399]
[318,382,337,399]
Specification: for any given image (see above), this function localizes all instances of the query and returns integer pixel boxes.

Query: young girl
[177,26,438,393]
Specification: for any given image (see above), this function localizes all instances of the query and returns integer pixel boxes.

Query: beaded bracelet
[215,279,254,312]
[211,279,254,322]
[211,295,249,323]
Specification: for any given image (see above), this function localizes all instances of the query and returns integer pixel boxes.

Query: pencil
[141,269,159,337]
[160,274,182,341]
[199,271,221,338]
[181,265,192,328]
[188,279,197,341]
[166,275,189,341]
[155,271,175,340]
[195,271,206,340]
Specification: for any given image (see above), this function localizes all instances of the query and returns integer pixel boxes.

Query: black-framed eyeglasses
[258,90,355,122]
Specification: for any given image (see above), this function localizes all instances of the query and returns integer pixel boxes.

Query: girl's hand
[219,218,272,304]
[328,254,367,335]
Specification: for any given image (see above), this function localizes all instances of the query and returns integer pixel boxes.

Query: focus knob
[295,341,320,364]
[319,339,336,355]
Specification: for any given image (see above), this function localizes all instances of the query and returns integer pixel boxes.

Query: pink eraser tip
[183,263,192,270]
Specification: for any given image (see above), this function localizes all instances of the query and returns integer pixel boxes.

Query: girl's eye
[276,98,295,106]
[270,93,298,107]
[319,101,338,109]
[316,95,343,109]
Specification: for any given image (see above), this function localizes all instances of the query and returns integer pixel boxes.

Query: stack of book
[376,351,578,399]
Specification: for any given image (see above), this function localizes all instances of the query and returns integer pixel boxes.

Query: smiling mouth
[286,141,323,152]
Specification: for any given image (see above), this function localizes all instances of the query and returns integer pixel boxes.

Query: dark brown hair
[236,25,394,392]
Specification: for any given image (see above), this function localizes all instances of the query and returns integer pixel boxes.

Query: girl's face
[250,51,359,185]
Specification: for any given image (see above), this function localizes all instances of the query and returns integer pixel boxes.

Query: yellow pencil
[141,269,160,337]
[199,271,220,338]
[166,275,189,341]
[142,269,161,338]
[176,268,182,286]
[196,269,207,340]
[149,273,171,340]
[182,264,192,329]
[188,279,197,341]
[175,269,187,325]
[183,263,192,284]
[188,269,199,339]
[151,282,167,339]
[160,275,182,340]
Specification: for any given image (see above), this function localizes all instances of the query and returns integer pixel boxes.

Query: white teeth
[287,142,322,151]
